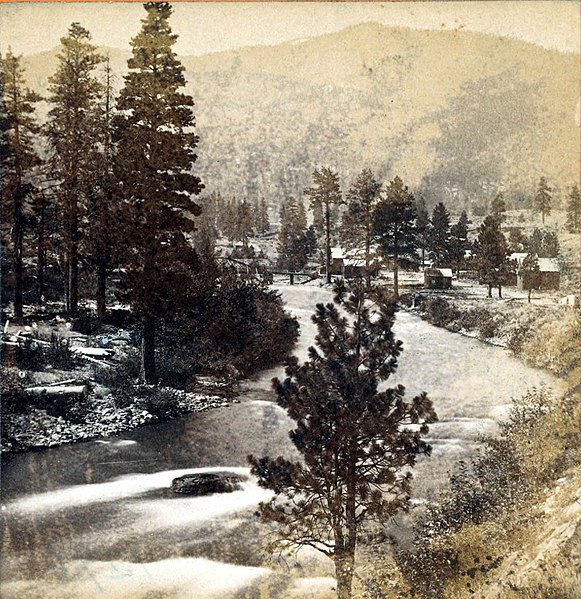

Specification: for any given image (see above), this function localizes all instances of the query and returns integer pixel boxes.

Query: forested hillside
[23,22,579,214]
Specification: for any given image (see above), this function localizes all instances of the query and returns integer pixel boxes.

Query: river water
[0,284,563,598]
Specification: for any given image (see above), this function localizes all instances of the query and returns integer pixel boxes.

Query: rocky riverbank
[1,384,238,454]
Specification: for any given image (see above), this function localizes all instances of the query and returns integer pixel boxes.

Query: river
[0,284,563,598]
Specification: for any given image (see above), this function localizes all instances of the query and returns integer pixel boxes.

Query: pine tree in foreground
[114,2,203,383]
[249,281,436,599]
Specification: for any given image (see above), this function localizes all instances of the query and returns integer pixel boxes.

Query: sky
[0,1,579,57]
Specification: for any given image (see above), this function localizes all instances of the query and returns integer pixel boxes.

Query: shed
[517,257,560,291]
[424,268,453,290]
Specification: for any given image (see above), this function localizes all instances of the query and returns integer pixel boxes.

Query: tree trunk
[325,202,332,284]
[498,284,502,298]
[487,283,492,298]
[96,261,107,319]
[13,195,24,320]
[393,257,399,299]
[140,315,156,384]
[68,200,79,315]
[36,195,46,303]
[528,288,532,303]
[365,233,371,288]
[334,553,355,599]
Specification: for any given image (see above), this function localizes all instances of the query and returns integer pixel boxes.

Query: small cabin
[424,268,453,290]
[517,257,560,291]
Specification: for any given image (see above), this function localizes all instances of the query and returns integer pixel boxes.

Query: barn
[424,268,453,290]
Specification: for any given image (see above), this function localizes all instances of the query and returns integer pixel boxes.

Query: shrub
[139,386,182,420]
[47,334,80,370]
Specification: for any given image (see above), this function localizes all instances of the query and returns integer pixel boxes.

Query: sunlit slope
[22,23,579,209]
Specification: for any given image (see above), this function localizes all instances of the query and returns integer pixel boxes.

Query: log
[24,385,89,399]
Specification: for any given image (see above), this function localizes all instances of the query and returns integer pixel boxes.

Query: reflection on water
[0,287,563,598]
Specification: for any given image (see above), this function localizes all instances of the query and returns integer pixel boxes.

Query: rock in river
[170,471,246,496]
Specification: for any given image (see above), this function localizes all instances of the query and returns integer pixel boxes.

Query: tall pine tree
[342,168,381,286]
[249,281,436,599]
[373,176,418,298]
[473,215,510,298]
[47,23,104,315]
[1,49,42,319]
[566,184,580,233]
[534,176,552,224]
[428,202,451,266]
[305,167,342,284]
[114,2,203,383]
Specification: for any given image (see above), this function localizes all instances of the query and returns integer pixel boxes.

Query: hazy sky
[1,1,579,57]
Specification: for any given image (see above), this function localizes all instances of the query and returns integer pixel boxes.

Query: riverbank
[1,379,237,454]
[401,288,579,383]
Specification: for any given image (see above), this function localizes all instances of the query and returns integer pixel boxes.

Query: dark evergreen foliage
[1,49,42,319]
[428,202,451,266]
[249,281,436,599]
[342,168,382,286]
[473,215,510,298]
[114,2,203,382]
[305,167,343,284]
[565,184,580,233]
[534,176,552,224]
[46,23,104,315]
[373,176,418,298]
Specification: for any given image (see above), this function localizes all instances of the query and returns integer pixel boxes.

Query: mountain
[22,22,580,213]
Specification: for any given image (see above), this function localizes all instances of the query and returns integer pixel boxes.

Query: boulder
[170,471,246,496]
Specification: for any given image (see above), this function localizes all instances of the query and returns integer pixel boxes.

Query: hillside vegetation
[23,23,580,213]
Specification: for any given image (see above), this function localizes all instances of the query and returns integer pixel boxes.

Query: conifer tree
[114,2,203,383]
[84,56,118,318]
[449,211,470,275]
[305,167,342,284]
[428,202,451,266]
[414,196,430,268]
[1,49,42,319]
[473,215,510,298]
[47,23,104,315]
[491,191,507,223]
[520,253,540,303]
[277,197,308,271]
[249,281,436,599]
[534,176,552,224]
[566,184,580,233]
[373,176,418,298]
[342,169,382,286]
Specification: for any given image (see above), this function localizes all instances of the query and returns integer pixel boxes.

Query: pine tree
[566,184,580,233]
[428,202,451,266]
[449,211,470,275]
[83,56,118,318]
[305,167,342,284]
[373,176,418,298]
[249,281,436,599]
[1,49,42,319]
[520,253,540,303]
[114,2,203,383]
[414,196,430,268]
[47,23,104,315]
[342,169,382,286]
[236,200,254,246]
[277,198,308,271]
[490,192,507,223]
[473,215,510,298]
[534,176,552,224]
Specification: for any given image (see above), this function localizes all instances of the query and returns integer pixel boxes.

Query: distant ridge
[22,22,579,211]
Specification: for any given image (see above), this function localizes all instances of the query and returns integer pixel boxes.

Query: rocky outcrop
[171,471,246,496]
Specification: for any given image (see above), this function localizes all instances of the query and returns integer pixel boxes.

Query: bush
[47,334,80,370]
[139,386,182,420]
